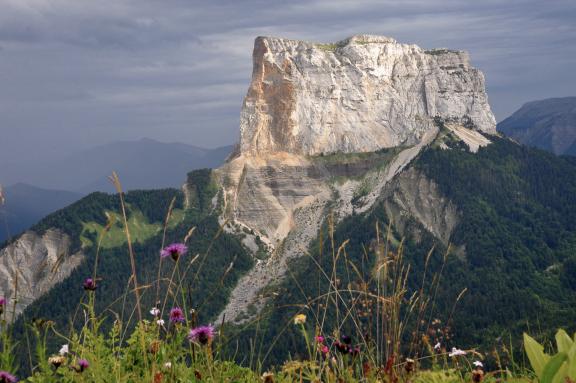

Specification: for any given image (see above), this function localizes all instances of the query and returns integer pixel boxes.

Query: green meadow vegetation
[1,137,576,381]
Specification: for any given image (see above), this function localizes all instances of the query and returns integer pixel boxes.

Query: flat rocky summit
[240,34,496,156]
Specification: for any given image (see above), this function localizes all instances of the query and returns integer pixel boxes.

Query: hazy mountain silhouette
[1,138,233,193]
[0,183,82,242]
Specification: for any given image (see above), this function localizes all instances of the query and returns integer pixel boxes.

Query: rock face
[217,35,497,323]
[498,97,576,155]
[240,35,496,156]
[0,229,84,320]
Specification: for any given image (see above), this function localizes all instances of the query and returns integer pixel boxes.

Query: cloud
[0,0,574,167]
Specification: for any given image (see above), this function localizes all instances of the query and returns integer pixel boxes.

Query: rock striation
[240,34,495,156]
[0,229,84,320]
[217,35,497,323]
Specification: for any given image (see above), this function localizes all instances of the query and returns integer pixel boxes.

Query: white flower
[473,360,483,368]
[434,342,441,350]
[448,347,467,357]
[164,362,172,369]
[150,307,160,316]
[156,319,165,326]
[59,344,69,355]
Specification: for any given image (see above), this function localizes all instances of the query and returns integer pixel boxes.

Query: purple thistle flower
[169,307,185,324]
[83,278,97,291]
[188,325,215,345]
[77,359,89,372]
[0,371,17,383]
[335,341,350,355]
[161,243,187,261]
[0,298,6,315]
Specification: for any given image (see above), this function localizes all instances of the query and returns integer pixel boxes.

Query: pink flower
[161,243,187,261]
[169,307,185,324]
[83,278,97,291]
[188,325,215,345]
[315,335,325,343]
[77,359,89,372]
[321,345,329,355]
[0,371,17,383]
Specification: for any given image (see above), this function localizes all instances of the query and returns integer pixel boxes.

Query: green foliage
[524,329,576,383]
[80,208,184,249]
[8,172,254,375]
[416,137,576,346]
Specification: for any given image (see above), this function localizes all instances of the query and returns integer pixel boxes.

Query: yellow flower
[293,313,306,325]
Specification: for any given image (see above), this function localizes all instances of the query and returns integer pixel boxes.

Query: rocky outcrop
[0,229,84,320]
[383,168,459,245]
[240,34,495,157]
[217,35,497,322]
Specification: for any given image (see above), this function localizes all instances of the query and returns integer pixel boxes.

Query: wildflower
[169,307,185,324]
[188,325,215,345]
[320,345,329,355]
[59,344,69,356]
[0,297,5,315]
[161,243,187,261]
[473,360,483,368]
[293,314,306,325]
[48,355,66,369]
[0,371,17,383]
[434,342,441,350]
[350,346,361,356]
[472,368,484,382]
[163,362,172,369]
[262,372,274,383]
[150,307,160,317]
[448,347,467,357]
[156,319,165,326]
[335,341,349,354]
[83,278,97,291]
[405,358,415,374]
[76,359,89,372]
[315,335,324,343]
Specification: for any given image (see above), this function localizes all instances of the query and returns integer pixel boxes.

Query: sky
[0,0,575,164]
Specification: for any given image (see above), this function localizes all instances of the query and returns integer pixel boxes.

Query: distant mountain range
[1,138,233,193]
[0,138,233,241]
[498,97,576,155]
[0,183,82,243]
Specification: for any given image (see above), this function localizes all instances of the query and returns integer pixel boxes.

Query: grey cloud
[0,0,574,173]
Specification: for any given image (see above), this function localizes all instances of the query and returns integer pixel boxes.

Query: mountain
[498,97,576,155]
[0,183,82,243]
[2,35,576,368]
[0,138,233,193]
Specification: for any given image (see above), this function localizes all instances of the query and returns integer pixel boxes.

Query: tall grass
[0,175,543,382]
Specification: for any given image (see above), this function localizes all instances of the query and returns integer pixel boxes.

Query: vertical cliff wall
[239,34,495,156]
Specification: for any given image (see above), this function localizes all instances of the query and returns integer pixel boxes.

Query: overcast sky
[0,0,575,164]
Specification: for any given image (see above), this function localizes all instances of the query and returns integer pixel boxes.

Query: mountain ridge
[1,138,233,193]
[498,97,576,155]
[1,35,576,369]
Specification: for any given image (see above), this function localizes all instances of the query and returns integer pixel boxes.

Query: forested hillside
[226,136,576,366]
[9,170,254,371]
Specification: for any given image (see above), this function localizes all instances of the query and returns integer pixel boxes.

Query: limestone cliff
[0,229,84,320]
[239,34,495,156]
[216,35,496,323]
